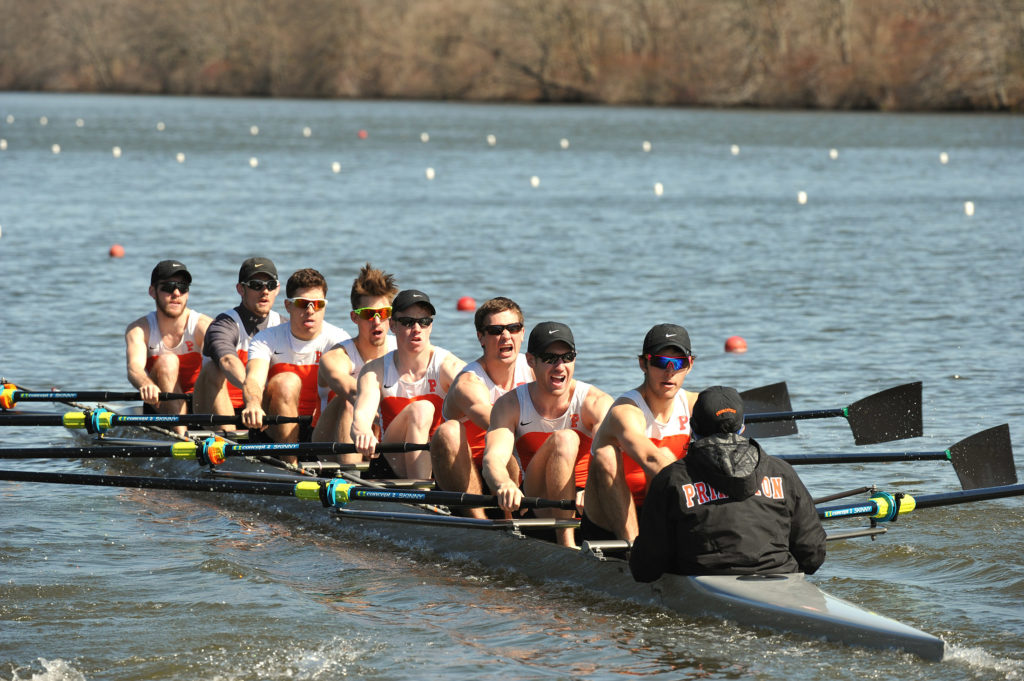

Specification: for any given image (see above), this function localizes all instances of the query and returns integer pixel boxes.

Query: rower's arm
[241,357,270,429]
[482,392,522,510]
[350,362,384,457]
[318,346,356,399]
[194,313,213,349]
[447,373,493,431]
[439,352,467,393]
[204,316,246,389]
[583,386,613,434]
[610,403,677,477]
[125,319,158,404]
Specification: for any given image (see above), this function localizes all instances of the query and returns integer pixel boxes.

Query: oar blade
[739,382,797,438]
[949,424,1017,490]
[846,382,923,445]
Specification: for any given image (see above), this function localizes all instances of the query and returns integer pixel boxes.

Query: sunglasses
[353,306,392,321]
[287,298,328,311]
[243,278,279,292]
[393,316,433,328]
[157,281,189,294]
[482,322,524,336]
[535,350,576,365]
[645,354,694,371]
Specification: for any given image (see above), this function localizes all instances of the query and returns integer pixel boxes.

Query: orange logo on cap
[715,408,737,417]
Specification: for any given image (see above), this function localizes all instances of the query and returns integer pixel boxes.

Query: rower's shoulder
[125,314,149,337]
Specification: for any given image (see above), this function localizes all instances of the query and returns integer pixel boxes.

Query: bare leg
[380,401,434,479]
[524,429,580,548]
[148,355,186,436]
[265,372,302,460]
[584,445,639,542]
[193,359,235,423]
[430,420,487,519]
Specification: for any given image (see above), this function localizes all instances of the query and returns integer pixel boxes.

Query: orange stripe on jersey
[381,394,445,437]
[466,421,488,467]
[226,349,248,408]
[624,432,691,508]
[268,363,320,416]
[514,430,594,489]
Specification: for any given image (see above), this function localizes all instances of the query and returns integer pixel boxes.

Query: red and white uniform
[224,308,284,408]
[618,388,692,508]
[145,310,203,393]
[443,354,532,467]
[248,322,350,419]
[513,381,595,489]
[317,335,397,415]
[378,348,452,436]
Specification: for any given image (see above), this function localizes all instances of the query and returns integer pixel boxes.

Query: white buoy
[112,146,122,158]
[560,138,570,150]
[0,139,7,151]
[730,144,741,156]
[0,223,3,239]
[642,140,652,152]
[302,126,312,138]
[797,191,808,205]
[420,132,430,143]
[250,125,259,136]
[39,116,48,126]
[249,157,259,168]
[530,175,540,188]
[425,167,435,180]
[829,148,839,160]
[4,115,12,124]
[654,182,664,197]
[176,152,186,163]
[964,201,975,216]
[157,121,166,131]
[51,143,60,154]
[940,152,949,165]
[486,134,497,147]
[75,118,85,128]
[331,161,341,174]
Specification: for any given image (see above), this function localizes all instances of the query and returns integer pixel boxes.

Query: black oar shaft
[746,408,845,424]
[914,483,1024,509]
[0,441,430,460]
[8,391,188,403]
[0,469,298,497]
[0,446,173,459]
[0,414,65,426]
[781,451,947,465]
[343,486,574,510]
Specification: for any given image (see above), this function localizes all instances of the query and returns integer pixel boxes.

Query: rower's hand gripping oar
[0,409,311,433]
[818,481,1024,522]
[0,469,575,511]
[745,382,923,445]
[0,385,189,409]
[780,424,1017,490]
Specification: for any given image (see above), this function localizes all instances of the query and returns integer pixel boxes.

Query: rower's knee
[149,354,180,388]
[266,373,302,411]
[430,419,462,464]
[588,445,619,485]
[548,429,580,462]
[405,400,436,431]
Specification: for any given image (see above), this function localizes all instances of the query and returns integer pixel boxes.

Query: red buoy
[456,296,476,311]
[109,244,125,258]
[724,336,747,353]
[357,129,368,139]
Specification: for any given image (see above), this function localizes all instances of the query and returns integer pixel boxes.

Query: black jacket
[629,433,826,581]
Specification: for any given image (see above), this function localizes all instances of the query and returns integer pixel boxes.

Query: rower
[582,324,698,542]
[193,257,284,420]
[310,263,399,456]
[430,297,534,518]
[482,322,612,548]
[241,268,350,452]
[350,289,465,479]
[124,260,213,434]
[629,386,826,579]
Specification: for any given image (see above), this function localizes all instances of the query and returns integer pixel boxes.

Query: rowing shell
[89,421,944,661]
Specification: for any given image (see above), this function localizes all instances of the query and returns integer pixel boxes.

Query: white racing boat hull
[93,427,945,662]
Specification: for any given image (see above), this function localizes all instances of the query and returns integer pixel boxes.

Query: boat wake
[945,645,1024,680]
[4,658,85,681]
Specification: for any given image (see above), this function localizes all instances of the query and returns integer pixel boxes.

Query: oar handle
[745,408,846,424]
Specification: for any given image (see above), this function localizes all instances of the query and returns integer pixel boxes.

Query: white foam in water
[946,644,1024,679]
[5,658,87,681]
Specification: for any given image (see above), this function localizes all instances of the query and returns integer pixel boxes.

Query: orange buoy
[456,296,476,311]
[109,244,125,258]
[357,129,368,139]
[724,336,747,353]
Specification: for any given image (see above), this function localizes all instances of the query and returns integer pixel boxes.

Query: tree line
[2,0,1021,110]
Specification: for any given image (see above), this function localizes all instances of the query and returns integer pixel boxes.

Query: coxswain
[482,322,611,548]
[629,386,826,579]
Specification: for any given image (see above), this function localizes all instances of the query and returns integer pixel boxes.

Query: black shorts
[578,511,620,542]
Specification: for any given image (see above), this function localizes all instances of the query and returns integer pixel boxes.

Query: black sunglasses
[243,278,279,292]
[535,350,576,365]
[482,322,524,336]
[394,316,434,328]
[157,281,189,294]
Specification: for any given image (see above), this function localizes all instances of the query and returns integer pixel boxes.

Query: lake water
[0,93,1022,680]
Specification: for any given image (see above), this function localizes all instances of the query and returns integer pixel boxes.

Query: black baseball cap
[642,323,691,356]
[151,260,191,285]
[238,257,278,282]
[527,321,575,354]
[691,386,745,437]
[392,289,436,315]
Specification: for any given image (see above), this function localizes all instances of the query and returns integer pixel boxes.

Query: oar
[1,386,188,409]
[0,440,430,465]
[0,469,574,510]
[780,424,1017,490]
[745,382,923,445]
[739,382,796,439]
[818,482,1024,522]
[0,410,310,434]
